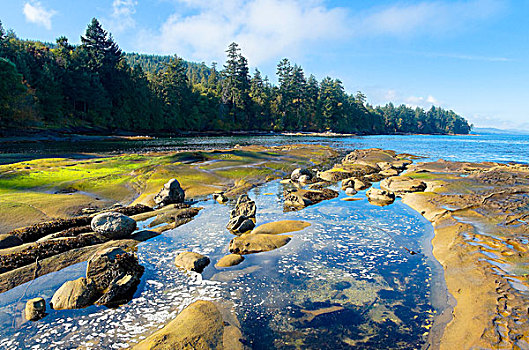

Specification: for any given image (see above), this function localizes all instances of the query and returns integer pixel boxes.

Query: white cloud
[23,1,56,30]
[405,95,440,108]
[109,0,137,33]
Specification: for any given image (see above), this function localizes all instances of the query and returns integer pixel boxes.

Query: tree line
[0,18,472,135]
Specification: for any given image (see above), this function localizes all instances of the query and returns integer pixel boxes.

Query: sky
[1,0,528,130]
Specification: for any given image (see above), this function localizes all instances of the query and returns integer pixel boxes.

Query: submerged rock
[25,297,46,321]
[153,178,185,206]
[366,188,396,206]
[380,177,427,194]
[51,277,97,310]
[0,234,23,249]
[90,212,136,239]
[86,247,144,306]
[133,300,244,350]
[215,254,244,268]
[229,234,291,254]
[174,252,210,273]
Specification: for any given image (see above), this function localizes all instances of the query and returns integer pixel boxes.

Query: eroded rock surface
[51,277,97,310]
[174,251,210,273]
[229,234,291,255]
[91,212,136,239]
[215,254,244,268]
[366,188,396,206]
[380,177,427,194]
[153,178,185,206]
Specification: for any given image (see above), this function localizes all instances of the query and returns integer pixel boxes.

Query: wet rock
[86,247,144,306]
[392,159,412,170]
[230,194,256,219]
[51,277,97,310]
[380,177,427,194]
[0,234,23,249]
[284,188,339,209]
[298,174,311,183]
[364,173,386,182]
[174,252,210,273]
[342,148,396,166]
[133,301,235,350]
[226,215,255,234]
[366,188,396,206]
[376,162,394,171]
[215,254,244,268]
[291,168,313,182]
[229,234,291,254]
[284,190,313,207]
[213,192,228,204]
[153,178,185,206]
[379,168,400,177]
[317,169,352,182]
[345,188,357,196]
[90,212,136,239]
[25,297,46,321]
[342,177,371,191]
[251,220,311,235]
[308,181,331,190]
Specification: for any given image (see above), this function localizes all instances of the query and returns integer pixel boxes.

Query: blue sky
[1,0,528,130]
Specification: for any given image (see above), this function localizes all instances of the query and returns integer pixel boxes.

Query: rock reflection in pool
[0,180,441,349]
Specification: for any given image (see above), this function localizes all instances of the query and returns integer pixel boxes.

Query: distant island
[0,18,471,136]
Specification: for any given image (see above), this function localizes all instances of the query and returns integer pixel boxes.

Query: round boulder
[91,212,136,239]
[175,252,210,273]
[366,188,396,206]
[291,168,312,182]
[51,277,97,310]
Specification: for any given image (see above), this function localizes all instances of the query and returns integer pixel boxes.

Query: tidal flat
[0,143,527,349]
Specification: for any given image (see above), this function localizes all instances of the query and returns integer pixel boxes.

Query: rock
[175,252,210,273]
[51,277,97,310]
[280,179,292,184]
[298,174,311,183]
[284,188,338,209]
[0,234,23,249]
[133,301,228,350]
[342,177,371,191]
[226,215,255,234]
[153,178,185,206]
[215,254,244,268]
[345,187,357,196]
[291,168,313,182]
[284,190,313,207]
[25,297,46,321]
[229,234,291,254]
[392,159,412,170]
[213,193,228,204]
[364,173,386,182]
[366,188,396,206]
[230,194,256,219]
[342,148,396,166]
[380,177,427,194]
[251,220,311,235]
[380,168,400,177]
[317,169,352,182]
[86,247,144,306]
[308,181,331,190]
[376,162,394,171]
[90,212,136,239]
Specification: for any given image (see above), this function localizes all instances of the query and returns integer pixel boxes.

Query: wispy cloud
[23,1,56,30]
[108,0,137,33]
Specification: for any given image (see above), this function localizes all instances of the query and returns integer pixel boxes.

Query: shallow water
[0,181,443,349]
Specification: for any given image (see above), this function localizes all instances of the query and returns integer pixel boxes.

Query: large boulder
[366,188,396,206]
[91,212,136,239]
[291,168,313,182]
[317,169,352,182]
[51,277,97,310]
[251,220,311,235]
[25,297,46,321]
[212,192,228,204]
[175,252,210,273]
[86,247,144,306]
[226,215,255,234]
[342,177,371,191]
[0,234,23,249]
[345,187,357,196]
[380,177,427,194]
[230,194,256,219]
[284,189,338,209]
[133,301,240,350]
[215,254,244,268]
[153,179,185,206]
[229,234,291,255]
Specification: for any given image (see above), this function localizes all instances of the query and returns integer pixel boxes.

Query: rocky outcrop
[0,234,23,249]
[317,169,353,182]
[380,177,427,194]
[51,277,97,310]
[379,168,400,177]
[213,192,228,204]
[342,177,371,191]
[86,247,144,306]
[153,178,185,206]
[291,168,313,182]
[133,300,245,350]
[366,188,396,206]
[174,252,210,273]
[25,297,46,321]
[345,188,357,196]
[230,194,256,219]
[215,254,244,268]
[226,216,255,234]
[91,212,136,239]
[229,234,291,255]
[284,189,339,209]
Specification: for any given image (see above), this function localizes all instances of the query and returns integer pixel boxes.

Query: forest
[0,18,472,135]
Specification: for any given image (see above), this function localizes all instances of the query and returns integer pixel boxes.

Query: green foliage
[0,18,471,135]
